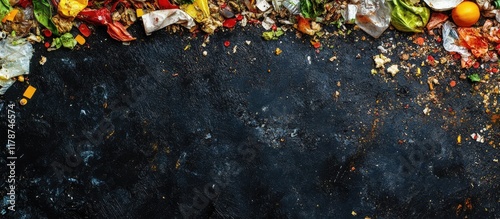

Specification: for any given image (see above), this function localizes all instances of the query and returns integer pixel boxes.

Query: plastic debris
[142,9,196,36]
[0,36,33,95]
[423,0,463,11]
[283,0,301,14]
[355,0,391,38]
[389,0,430,33]
[442,21,471,67]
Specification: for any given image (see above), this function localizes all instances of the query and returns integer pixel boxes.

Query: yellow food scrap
[136,9,144,17]
[457,134,461,144]
[19,98,27,106]
[23,85,36,99]
[416,67,421,77]
[58,0,88,18]
[175,159,181,169]
[373,54,391,68]
[2,9,19,22]
[275,48,282,55]
[75,34,86,45]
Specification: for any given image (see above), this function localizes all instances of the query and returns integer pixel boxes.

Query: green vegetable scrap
[33,0,60,35]
[300,0,325,19]
[0,0,12,20]
[468,73,481,82]
[262,28,285,40]
[51,33,77,49]
[388,0,430,33]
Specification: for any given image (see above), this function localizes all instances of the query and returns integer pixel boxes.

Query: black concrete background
[0,22,499,218]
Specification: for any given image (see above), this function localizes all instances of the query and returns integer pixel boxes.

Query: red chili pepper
[17,0,32,8]
[223,18,237,28]
[271,24,277,31]
[77,8,135,42]
[158,0,179,9]
[224,40,230,47]
[236,14,243,21]
[77,8,112,25]
[79,23,92,37]
[42,29,52,37]
[107,21,136,42]
[44,42,50,48]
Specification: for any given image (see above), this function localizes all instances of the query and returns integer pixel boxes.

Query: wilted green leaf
[388,0,430,33]
[51,33,77,49]
[33,0,60,35]
[262,28,285,40]
[300,0,324,19]
[468,73,481,82]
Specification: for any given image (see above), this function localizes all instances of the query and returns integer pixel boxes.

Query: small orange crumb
[414,37,425,46]
[23,85,36,99]
[75,34,86,45]
[450,80,457,87]
[19,98,28,105]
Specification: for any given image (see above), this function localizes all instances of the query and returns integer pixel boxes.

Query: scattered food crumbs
[202,51,208,56]
[329,56,337,62]
[17,75,25,82]
[493,159,498,163]
[373,54,391,68]
[450,80,457,87]
[19,98,28,106]
[387,65,399,77]
[351,211,357,216]
[245,40,251,45]
[275,48,282,55]
[39,56,47,65]
[423,106,431,115]
[457,135,461,144]
[233,45,238,53]
[471,133,485,143]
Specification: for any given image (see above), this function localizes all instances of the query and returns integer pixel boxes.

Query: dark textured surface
[0,23,499,218]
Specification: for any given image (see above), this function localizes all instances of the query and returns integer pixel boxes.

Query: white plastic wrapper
[283,0,300,14]
[355,0,391,38]
[343,4,358,24]
[142,9,196,36]
[423,0,463,12]
[442,21,471,61]
[0,37,33,95]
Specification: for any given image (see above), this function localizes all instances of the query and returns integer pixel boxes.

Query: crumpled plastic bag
[423,0,463,12]
[142,9,196,35]
[283,0,300,14]
[442,21,471,67]
[0,37,33,95]
[355,0,391,38]
[389,0,430,32]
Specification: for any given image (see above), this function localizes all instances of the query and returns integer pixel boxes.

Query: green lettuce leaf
[0,0,12,21]
[389,0,430,33]
[300,0,324,19]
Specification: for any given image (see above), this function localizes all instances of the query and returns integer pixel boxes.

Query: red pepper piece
[44,42,50,48]
[17,0,32,8]
[78,23,92,37]
[235,14,243,21]
[224,40,230,47]
[158,0,179,9]
[42,29,52,37]
[223,18,237,28]
[107,21,136,42]
[77,8,112,25]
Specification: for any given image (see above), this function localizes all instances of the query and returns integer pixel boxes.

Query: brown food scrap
[52,14,74,34]
[456,203,463,215]
[465,198,472,210]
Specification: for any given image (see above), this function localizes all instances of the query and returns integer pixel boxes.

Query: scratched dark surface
[0,23,499,218]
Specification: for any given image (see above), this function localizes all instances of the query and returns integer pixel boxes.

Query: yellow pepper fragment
[75,34,86,45]
[58,0,88,19]
[136,9,144,17]
[2,9,19,23]
[23,85,36,99]
[457,134,461,144]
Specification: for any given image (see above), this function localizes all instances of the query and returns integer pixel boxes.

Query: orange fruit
[452,1,480,27]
